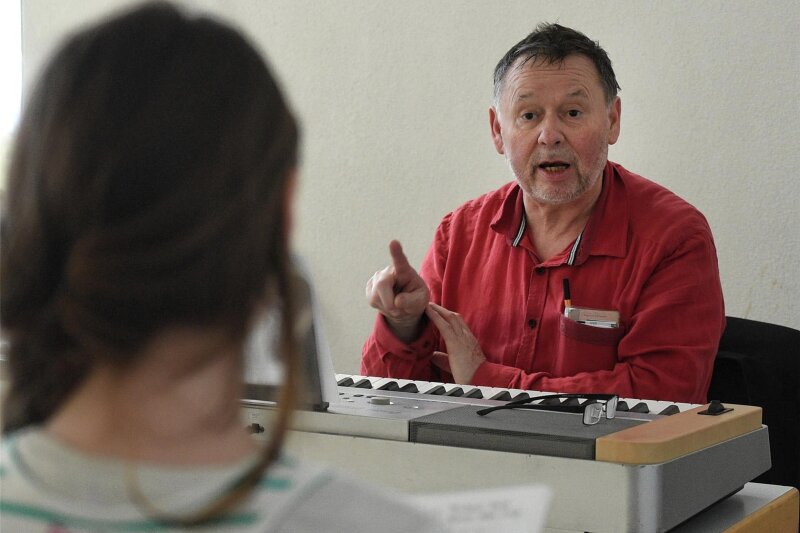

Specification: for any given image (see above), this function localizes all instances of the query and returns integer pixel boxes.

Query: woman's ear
[282,168,298,238]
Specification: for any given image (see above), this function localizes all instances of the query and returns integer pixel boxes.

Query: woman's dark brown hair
[1,1,300,524]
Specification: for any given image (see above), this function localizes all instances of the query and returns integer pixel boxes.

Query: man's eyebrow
[513,89,589,102]
[567,89,590,99]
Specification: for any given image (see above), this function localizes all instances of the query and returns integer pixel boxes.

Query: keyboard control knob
[369,396,392,405]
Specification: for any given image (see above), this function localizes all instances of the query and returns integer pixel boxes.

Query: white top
[0,428,442,532]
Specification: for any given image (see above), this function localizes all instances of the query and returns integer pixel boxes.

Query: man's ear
[489,106,505,155]
[607,97,621,146]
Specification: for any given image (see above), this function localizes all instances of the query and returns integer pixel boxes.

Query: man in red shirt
[362,23,724,404]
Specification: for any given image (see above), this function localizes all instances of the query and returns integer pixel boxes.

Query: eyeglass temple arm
[477,393,618,417]
[505,392,616,407]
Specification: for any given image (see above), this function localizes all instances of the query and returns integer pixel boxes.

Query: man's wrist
[386,314,427,343]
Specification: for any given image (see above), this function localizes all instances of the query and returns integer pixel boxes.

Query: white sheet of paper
[408,484,552,533]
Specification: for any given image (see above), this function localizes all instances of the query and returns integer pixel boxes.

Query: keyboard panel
[335,373,699,420]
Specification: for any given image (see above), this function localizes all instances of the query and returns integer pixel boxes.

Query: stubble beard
[530,171,591,205]
[507,146,607,206]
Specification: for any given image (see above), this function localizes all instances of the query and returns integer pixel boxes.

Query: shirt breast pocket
[554,314,625,375]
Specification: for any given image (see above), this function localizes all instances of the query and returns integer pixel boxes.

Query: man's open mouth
[538,162,570,171]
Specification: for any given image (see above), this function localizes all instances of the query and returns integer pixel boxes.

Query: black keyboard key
[489,391,513,401]
[444,387,464,397]
[511,392,530,401]
[398,383,419,393]
[464,388,483,399]
[377,381,400,391]
[353,378,373,389]
[616,401,629,411]
[658,405,680,416]
[561,397,581,407]
[337,377,354,387]
[630,402,650,413]
[423,385,446,395]
[540,397,563,406]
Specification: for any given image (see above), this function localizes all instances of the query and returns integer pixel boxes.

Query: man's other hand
[426,302,486,384]
[366,240,430,343]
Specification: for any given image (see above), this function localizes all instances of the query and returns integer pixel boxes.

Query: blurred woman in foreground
[0,3,439,531]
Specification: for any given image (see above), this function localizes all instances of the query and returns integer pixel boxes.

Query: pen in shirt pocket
[563,278,572,310]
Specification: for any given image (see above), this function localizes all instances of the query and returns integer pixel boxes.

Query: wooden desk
[671,483,798,533]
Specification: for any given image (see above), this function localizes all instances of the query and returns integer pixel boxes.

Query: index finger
[388,240,412,272]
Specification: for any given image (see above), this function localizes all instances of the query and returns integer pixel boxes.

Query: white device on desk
[243,255,339,411]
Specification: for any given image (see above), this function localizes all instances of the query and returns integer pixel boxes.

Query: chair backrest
[708,316,800,489]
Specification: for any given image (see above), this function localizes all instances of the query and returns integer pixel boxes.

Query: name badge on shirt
[564,306,620,329]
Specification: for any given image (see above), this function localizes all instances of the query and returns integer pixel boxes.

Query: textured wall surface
[21,0,800,374]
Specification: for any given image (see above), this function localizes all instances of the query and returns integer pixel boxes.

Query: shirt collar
[490,162,629,264]
[576,162,628,264]
[490,183,528,246]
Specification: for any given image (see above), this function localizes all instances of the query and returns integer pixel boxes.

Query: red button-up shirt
[362,162,725,403]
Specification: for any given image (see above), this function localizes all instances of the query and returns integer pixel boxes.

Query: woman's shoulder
[0,431,443,533]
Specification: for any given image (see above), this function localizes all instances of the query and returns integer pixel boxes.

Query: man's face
[490,54,621,206]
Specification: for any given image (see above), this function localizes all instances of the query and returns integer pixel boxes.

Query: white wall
[21,0,800,375]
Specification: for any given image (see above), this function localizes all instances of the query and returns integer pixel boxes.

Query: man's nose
[537,116,564,146]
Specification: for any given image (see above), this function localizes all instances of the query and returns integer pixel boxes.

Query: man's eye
[567,109,581,118]
[522,112,535,120]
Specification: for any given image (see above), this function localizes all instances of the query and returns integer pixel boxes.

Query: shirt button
[528,319,537,328]
[535,267,546,275]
